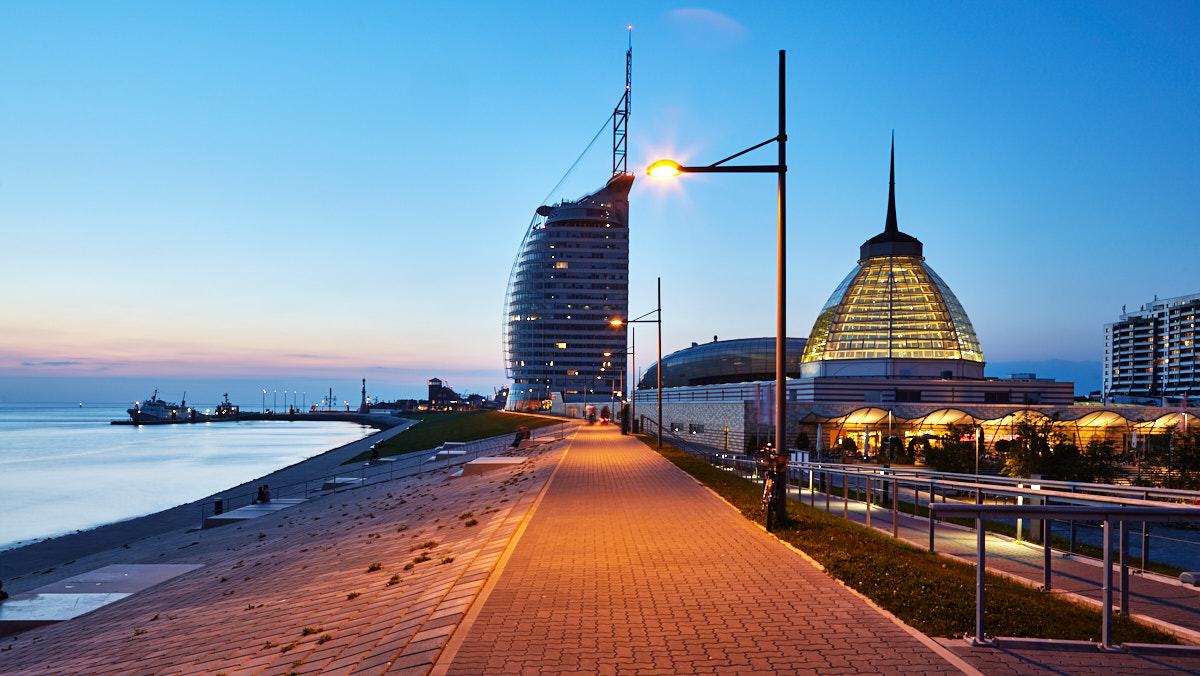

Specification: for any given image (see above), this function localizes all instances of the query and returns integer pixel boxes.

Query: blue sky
[2,2,1197,403]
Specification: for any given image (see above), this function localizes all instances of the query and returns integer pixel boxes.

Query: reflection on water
[0,403,372,550]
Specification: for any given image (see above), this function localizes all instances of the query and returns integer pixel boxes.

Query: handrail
[930,502,1200,650]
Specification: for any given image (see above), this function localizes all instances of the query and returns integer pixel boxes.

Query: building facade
[1105,293,1200,402]
[504,176,632,410]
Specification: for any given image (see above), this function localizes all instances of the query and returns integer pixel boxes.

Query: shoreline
[0,416,415,594]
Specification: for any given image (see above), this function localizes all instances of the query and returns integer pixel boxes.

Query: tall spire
[859,133,922,260]
[885,132,898,234]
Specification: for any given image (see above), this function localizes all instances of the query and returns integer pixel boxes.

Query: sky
[2,1,1198,403]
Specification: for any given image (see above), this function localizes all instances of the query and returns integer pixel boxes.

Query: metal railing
[931,503,1200,651]
[199,424,569,522]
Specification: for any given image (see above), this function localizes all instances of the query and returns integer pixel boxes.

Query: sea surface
[0,402,374,551]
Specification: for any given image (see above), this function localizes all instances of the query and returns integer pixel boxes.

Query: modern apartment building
[1104,293,1200,401]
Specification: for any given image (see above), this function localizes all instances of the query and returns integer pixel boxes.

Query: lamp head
[647,159,683,177]
[610,319,623,326]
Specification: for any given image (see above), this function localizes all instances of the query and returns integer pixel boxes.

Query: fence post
[892,477,899,538]
[1120,520,1130,617]
[865,476,871,529]
[968,513,991,646]
[843,470,849,519]
[825,471,830,513]
[1142,490,1150,573]
[1102,518,1115,651]
[929,483,936,553]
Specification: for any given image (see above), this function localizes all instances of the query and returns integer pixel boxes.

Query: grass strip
[647,438,1176,643]
[346,411,562,463]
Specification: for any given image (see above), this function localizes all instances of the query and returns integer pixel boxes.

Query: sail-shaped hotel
[503,47,633,412]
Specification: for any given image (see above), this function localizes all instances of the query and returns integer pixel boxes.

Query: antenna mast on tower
[612,27,631,177]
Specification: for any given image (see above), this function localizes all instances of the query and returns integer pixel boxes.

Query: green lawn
[345,411,562,464]
[647,438,1176,643]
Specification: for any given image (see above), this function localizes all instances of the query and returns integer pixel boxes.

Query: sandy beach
[0,416,416,595]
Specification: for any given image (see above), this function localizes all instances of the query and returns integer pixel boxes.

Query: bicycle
[761,470,778,532]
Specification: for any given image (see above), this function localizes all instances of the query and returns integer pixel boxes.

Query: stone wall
[633,401,748,453]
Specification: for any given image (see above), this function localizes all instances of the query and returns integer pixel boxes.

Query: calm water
[0,402,373,551]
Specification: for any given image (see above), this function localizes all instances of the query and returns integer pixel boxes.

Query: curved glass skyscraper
[505,44,634,411]
[504,175,632,410]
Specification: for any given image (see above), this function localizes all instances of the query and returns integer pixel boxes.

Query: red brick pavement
[435,425,973,675]
[0,438,568,676]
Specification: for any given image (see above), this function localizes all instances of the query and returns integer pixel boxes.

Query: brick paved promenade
[436,425,971,674]
[9,421,1200,674]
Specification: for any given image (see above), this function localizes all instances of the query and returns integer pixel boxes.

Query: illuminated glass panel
[802,256,983,363]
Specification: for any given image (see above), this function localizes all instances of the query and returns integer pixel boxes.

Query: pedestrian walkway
[435,425,971,674]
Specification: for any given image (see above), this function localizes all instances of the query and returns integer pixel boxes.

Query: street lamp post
[613,277,662,447]
[606,332,636,434]
[647,50,787,523]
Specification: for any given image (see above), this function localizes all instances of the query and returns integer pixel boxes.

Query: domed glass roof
[801,257,983,363]
[801,140,983,365]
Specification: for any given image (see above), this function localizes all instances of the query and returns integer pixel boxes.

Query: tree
[925,424,975,474]
[795,431,811,451]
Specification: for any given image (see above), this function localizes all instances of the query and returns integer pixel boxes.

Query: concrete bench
[202,498,306,529]
[320,477,363,491]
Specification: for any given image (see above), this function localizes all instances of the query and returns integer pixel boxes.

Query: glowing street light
[647,50,788,526]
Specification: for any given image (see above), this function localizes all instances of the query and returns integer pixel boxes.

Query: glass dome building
[800,143,985,379]
[637,337,808,390]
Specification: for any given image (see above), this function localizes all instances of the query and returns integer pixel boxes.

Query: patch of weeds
[412,553,431,565]
[219,576,228,583]
[280,641,298,653]
[397,525,408,532]
[257,532,267,540]
[439,557,455,565]
[301,626,323,636]
[387,574,401,586]
[133,628,147,636]
[367,562,383,572]
[263,641,279,650]
[346,591,362,600]
[403,562,415,571]
[459,511,474,520]
[317,634,333,644]
[464,518,479,527]
[411,540,438,551]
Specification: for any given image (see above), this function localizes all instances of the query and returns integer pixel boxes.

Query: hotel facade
[1104,293,1200,403]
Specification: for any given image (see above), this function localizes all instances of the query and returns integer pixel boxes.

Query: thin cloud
[666,8,749,46]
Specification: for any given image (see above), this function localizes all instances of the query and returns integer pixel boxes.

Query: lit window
[556,343,567,349]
